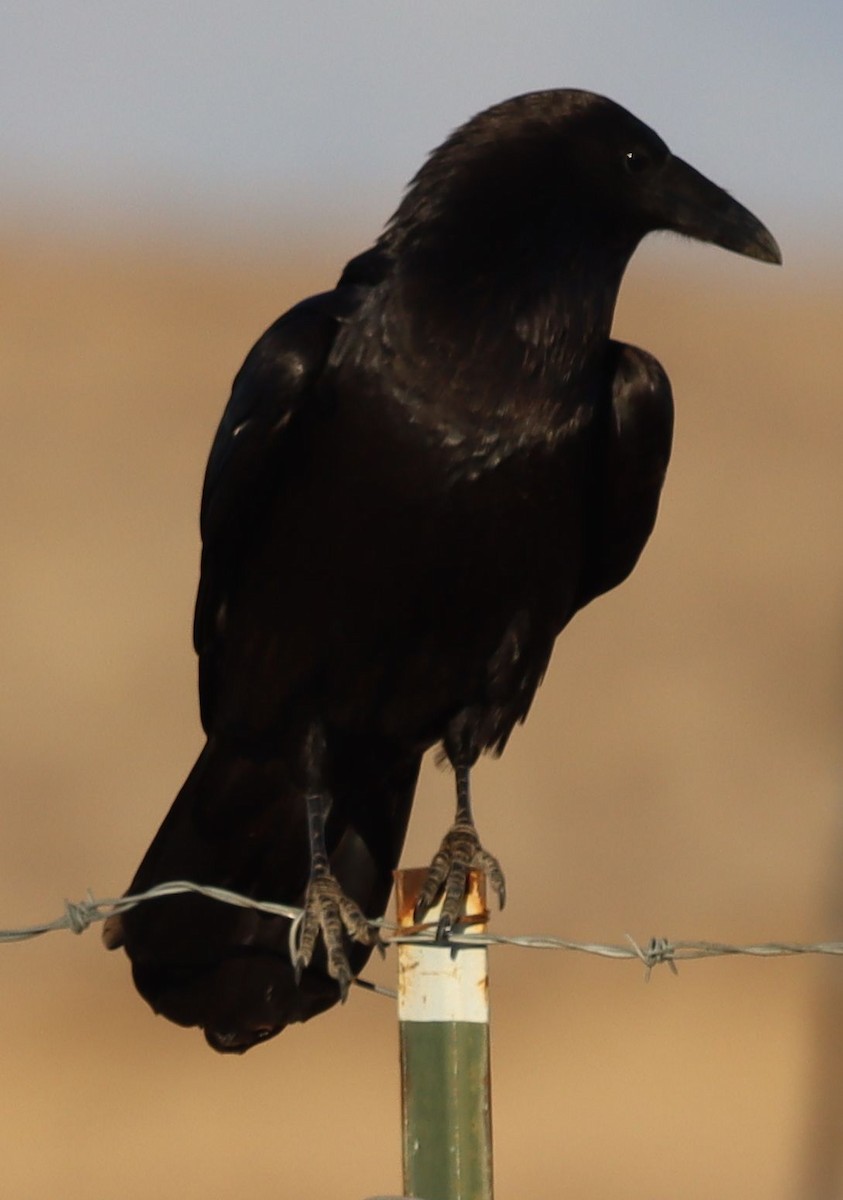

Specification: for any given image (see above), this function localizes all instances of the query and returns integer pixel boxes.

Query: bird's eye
[624,149,653,174]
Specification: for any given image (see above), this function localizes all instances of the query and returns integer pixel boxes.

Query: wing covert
[192,278,374,730]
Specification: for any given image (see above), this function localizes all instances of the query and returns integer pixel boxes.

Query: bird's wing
[193,248,388,730]
[576,341,675,608]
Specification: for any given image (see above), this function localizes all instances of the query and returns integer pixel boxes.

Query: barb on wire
[0,880,302,943]
[3,880,843,981]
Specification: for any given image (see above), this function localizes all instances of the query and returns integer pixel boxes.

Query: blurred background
[1,4,841,1198]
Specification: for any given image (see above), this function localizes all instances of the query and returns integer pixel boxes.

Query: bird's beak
[650,154,782,265]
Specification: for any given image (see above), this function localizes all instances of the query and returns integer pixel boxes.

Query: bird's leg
[415,731,506,935]
[293,728,377,1000]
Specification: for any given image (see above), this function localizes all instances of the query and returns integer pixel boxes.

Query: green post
[395,868,493,1200]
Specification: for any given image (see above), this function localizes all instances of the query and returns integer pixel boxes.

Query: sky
[2,2,841,262]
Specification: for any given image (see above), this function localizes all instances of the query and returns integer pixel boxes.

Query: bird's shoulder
[606,341,674,445]
[574,340,674,607]
[199,246,390,541]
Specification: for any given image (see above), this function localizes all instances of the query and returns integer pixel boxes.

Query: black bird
[104,89,780,1051]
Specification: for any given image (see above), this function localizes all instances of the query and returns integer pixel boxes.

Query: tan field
[1,226,841,1199]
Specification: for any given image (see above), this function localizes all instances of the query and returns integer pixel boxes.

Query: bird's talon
[328,953,353,1002]
[417,823,505,928]
[297,869,373,993]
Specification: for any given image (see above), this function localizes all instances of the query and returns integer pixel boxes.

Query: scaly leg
[414,756,506,935]
[293,729,377,999]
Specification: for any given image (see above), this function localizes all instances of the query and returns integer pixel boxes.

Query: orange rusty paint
[394,867,488,931]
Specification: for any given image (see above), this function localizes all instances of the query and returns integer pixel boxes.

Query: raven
[104,90,780,1051]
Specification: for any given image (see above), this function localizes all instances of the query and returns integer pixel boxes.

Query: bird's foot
[294,866,378,1000]
[414,821,506,936]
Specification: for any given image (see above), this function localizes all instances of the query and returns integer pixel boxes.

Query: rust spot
[394,867,488,931]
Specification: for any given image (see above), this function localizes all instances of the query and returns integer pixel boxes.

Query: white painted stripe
[397,938,490,1023]
[395,870,490,1024]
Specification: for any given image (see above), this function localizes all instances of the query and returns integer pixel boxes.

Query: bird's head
[547,92,782,266]
[389,89,781,278]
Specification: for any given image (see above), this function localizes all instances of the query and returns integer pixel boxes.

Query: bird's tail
[104,736,420,1052]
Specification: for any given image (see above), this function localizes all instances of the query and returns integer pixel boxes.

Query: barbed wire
[2,878,842,982]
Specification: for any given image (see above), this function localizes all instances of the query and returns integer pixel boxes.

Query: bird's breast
[217,359,602,745]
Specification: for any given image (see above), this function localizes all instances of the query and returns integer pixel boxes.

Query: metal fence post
[394,868,493,1200]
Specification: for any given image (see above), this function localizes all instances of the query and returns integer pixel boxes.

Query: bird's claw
[414,821,506,931]
[294,868,377,1000]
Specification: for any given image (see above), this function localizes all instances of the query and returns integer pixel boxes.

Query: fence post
[394,868,493,1200]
